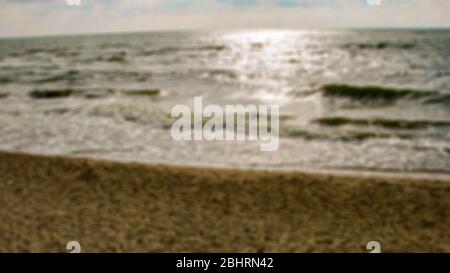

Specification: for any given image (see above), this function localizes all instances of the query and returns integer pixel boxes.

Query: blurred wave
[0,29,449,174]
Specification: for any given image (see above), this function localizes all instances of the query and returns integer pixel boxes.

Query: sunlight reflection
[218,30,309,103]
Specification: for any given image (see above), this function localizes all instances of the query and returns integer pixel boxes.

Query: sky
[0,0,449,37]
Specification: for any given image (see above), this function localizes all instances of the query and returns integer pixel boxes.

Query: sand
[0,150,448,252]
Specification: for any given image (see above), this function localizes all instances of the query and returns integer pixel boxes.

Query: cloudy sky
[0,0,449,37]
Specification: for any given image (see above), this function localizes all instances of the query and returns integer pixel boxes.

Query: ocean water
[0,29,449,175]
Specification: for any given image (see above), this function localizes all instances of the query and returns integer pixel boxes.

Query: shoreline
[0,150,449,252]
[3,149,450,182]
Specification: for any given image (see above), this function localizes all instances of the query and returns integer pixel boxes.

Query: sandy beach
[0,150,448,252]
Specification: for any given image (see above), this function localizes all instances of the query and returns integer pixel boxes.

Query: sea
[0,29,449,175]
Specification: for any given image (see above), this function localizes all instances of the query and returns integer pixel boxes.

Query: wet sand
[0,150,448,252]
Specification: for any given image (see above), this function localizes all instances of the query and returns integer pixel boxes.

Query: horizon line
[1,26,450,40]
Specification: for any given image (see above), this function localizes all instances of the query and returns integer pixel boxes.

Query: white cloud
[0,0,449,37]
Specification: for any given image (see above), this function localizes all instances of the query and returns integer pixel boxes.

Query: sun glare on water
[216,30,312,104]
